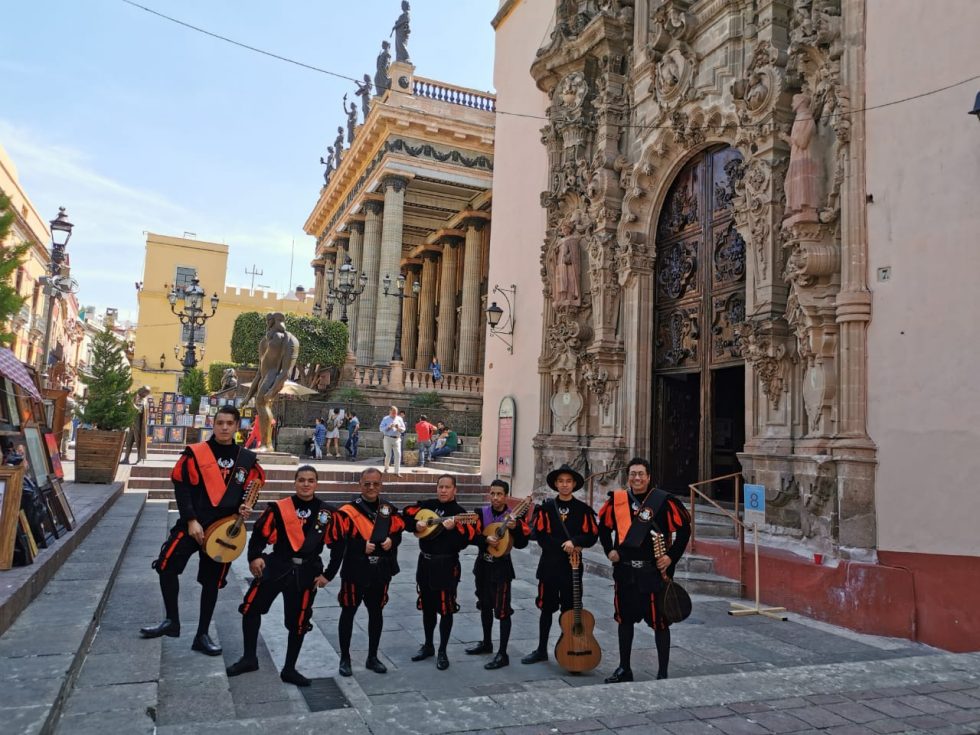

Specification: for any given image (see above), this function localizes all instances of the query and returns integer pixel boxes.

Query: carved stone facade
[531,0,875,558]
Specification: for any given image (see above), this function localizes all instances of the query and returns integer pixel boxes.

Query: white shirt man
[378,406,406,476]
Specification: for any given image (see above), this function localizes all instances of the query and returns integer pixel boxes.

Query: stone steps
[0,492,146,735]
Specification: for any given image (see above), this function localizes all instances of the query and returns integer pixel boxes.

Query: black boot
[522,612,551,664]
[465,641,493,655]
[338,657,352,677]
[411,643,435,661]
[365,655,387,674]
[436,650,450,670]
[280,668,311,687]
[191,633,222,656]
[655,628,671,680]
[520,648,548,664]
[281,632,310,686]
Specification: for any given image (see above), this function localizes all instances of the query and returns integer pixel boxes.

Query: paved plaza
[2,489,979,735]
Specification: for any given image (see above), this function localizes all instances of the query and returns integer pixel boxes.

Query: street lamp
[486,283,516,354]
[323,255,367,325]
[168,276,218,375]
[383,271,421,362]
[40,207,74,386]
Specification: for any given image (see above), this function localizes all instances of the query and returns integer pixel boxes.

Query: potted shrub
[402,435,419,467]
[75,328,136,483]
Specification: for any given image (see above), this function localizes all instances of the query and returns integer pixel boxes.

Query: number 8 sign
[743,483,766,527]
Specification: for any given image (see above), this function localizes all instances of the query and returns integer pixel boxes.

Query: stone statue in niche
[658,52,681,92]
[374,41,392,96]
[391,1,411,63]
[553,220,582,307]
[781,93,822,215]
[342,94,358,144]
[355,74,372,118]
[333,127,344,169]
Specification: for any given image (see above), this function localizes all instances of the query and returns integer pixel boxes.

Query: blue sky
[0,0,497,320]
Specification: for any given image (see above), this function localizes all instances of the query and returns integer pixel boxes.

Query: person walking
[313,418,326,460]
[414,414,437,467]
[345,412,360,461]
[325,409,341,458]
[379,406,405,476]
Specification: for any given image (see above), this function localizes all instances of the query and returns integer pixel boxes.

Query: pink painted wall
[866,0,980,556]
[481,0,553,495]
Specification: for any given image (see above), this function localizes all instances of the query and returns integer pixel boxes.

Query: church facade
[484,0,980,650]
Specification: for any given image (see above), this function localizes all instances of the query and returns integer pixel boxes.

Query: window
[180,323,205,344]
[174,266,197,294]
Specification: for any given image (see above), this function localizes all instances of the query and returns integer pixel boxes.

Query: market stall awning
[0,347,42,400]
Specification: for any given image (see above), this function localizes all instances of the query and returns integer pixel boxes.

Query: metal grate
[299,678,352,712]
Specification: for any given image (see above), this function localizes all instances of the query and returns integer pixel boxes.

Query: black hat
[546,464,585,493]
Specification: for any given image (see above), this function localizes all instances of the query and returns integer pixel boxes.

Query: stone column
[457,218,485,374]
[373,176,408,365]
[416,253,438,371]
[312,261,326,312]
[435,237,461,372]
[356,201,383,365]
[347,222,364,350]
[401,263,421,370]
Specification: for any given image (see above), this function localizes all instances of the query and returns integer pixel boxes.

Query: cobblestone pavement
[3,496,979,735]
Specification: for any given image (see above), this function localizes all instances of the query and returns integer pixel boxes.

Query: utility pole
[245,264,264,293]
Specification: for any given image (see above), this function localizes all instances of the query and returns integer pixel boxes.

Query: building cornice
[491,0,521,30]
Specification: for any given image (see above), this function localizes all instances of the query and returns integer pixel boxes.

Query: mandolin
[483,496,532,558]
[203,478,264,563]
[413,509,480,539]
[554,547,601,674]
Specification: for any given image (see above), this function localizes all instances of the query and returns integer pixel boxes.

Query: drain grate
[299,677,352,712]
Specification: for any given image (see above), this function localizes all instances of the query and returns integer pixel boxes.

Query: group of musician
[138,405,691,686]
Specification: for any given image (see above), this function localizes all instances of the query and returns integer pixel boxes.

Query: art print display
[23,426,51,487]
[43,432,64,479]
[152,426,168,443]
[0,467,26,570]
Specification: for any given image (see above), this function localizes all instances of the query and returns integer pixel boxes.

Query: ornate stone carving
[737,318,791,409]
[713,220,745,285]
[732,41,789,126]
[711,292,745,360]
[732,157,784,281]
[656,240,697,300]
[553,219,583,306]
[781,93,823,216]
[581,354,612,408]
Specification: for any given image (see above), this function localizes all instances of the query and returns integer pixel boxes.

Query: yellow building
[1,143,83,392]
[132,232,313,395]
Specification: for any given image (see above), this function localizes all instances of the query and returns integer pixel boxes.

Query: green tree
[410,391,445,409]
[78,328,136,430]
[179,367,208,408]
[0,193,30,345]
[229,312,349,386]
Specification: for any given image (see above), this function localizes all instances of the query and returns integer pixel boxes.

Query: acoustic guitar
[203,478,264,563]
[413,509,479,539]
[554,547,602,674]
[483,496,532,558]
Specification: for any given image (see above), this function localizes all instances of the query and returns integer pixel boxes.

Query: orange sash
[340,504,374,541]
[187,442,229,507]
[276,497,306,552]
[612,490,634,542]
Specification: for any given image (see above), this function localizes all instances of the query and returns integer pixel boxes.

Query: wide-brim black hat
[546,464,585,492]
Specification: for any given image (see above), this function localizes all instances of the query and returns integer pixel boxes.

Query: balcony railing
[412,77,496,112]
[350,365,483,397]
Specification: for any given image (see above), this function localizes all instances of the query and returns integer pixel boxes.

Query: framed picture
[0,465,26,570]
[163,392,175,402]
[152,426,168,443]
[14,386,34,426]
[199,428,213,442]
[163,413,174,426]
[163,401,175,413]
[43,432,64,479]
[167,426,185,444]
[48,477,76,531]
[18,510,37,563]
[23,425,52,487]
[2,378,19,427]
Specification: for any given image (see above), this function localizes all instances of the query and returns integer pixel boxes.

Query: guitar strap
[370,500,393,544]
[621,488,669,548]
[341,498,393,544]
[547,499,574,542]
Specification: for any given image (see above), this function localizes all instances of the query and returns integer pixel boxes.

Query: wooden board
[0,466,26,570]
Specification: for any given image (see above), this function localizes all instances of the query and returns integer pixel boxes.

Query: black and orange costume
[522,465,598,664]
[467,504,530,668]
[335,494,405,676]
[402,497,480,669]
[598,484,691,681]
[229,494,344,685]
[142,437,264,652]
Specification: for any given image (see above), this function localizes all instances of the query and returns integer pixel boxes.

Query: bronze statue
[242,313,299,452]
[343,93,358,144]
[391,1,411,63]
[121,386,151,464]
[355,74,372,118]
[219,367,239,392]
[320,151,334,185]
[333,126,344,168]
[375,41,392,96]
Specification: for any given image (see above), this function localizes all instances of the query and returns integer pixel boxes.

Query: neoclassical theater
[485,0,980,649]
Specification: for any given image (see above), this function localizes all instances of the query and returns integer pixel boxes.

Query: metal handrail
[585,465,629,508]
[689,472,745,595]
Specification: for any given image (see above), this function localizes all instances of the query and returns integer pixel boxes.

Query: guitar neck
[230,480,263,534]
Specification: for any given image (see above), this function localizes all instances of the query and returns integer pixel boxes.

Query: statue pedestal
[390,60,415,95]
[254,451,299,466]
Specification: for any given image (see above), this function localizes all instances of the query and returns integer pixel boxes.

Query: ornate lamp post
[323,255,367,325]
[40,207,74,387]
[167,276,218,375]
[382,271,420,362]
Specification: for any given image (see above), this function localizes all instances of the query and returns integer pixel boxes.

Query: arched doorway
[652,145,746,497]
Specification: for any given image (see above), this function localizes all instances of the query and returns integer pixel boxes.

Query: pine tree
[79,328,136,430]
[0,193,30,345]
[178,367,207,408]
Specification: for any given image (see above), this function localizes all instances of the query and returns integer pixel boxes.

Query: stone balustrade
[413,77,496,112]
[350,364,482,396]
